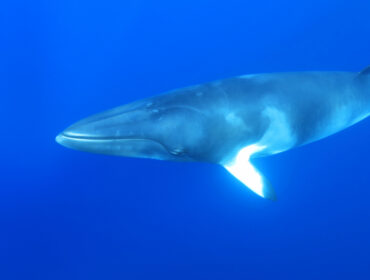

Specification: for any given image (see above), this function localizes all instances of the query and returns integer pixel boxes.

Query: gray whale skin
[56,67,370,200]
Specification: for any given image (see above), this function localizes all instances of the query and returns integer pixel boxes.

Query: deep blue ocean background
[2,1,370,279]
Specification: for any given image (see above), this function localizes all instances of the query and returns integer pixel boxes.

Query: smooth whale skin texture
[56,68,370,200]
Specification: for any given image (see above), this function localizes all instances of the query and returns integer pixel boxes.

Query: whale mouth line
[58,133,155,142]
[56,132,191,161]
[56,133,175,156]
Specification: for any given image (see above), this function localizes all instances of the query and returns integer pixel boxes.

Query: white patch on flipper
[223,144,276,200]
[222,106,293,199]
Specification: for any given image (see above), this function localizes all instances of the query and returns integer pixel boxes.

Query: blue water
[2,1,370,279]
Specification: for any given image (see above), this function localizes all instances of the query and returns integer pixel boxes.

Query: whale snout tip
[55,131,91,152]
[55,123,88,147]
[55,133,62,144]
[56,131,76,147]
[55,132,67,146]
[55,130,84,148]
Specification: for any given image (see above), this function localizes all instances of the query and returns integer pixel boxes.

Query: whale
[56,67,370,200]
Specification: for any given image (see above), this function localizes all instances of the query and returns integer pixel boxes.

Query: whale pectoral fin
[223,160,276,200]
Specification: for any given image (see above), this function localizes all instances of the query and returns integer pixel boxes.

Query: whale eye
[169,147,185,156]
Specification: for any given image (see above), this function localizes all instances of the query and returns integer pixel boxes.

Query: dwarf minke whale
[56,67,370,200]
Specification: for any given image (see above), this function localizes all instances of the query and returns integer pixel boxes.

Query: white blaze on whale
[223,144,276,200]
[222,107,293,200]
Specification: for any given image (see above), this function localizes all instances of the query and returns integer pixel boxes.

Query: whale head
[56,96,213,162]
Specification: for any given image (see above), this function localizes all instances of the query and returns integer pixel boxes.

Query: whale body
[56,68,370,200]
